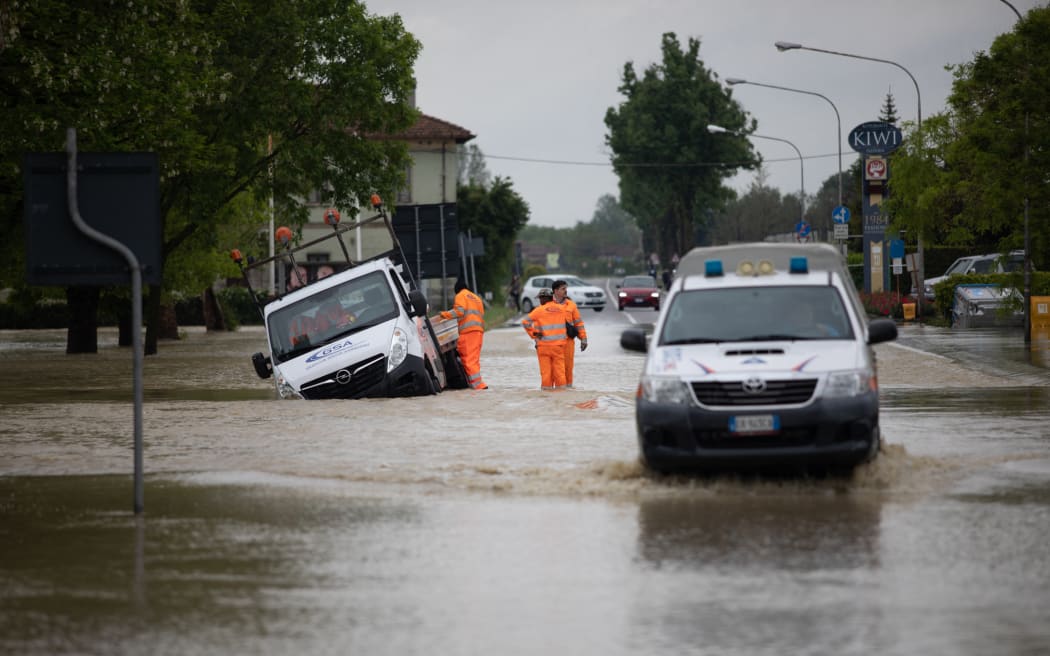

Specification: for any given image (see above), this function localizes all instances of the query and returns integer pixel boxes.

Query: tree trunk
[202,286,227,332]
[66,286,99,354]
[117,311,132,347]
[158,303,179,340]
[145,284,160,355]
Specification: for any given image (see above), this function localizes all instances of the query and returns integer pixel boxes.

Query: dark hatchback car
[616,275,661,311]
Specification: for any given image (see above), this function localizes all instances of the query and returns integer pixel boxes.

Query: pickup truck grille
[691,379,817,406]
[300,354,386,400]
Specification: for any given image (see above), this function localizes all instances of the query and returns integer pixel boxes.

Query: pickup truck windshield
[268,270,399,362]
[659,285,854,344]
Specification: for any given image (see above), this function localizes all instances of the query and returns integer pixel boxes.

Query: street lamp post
[1000,0,1032,345]
[776,40,925,315]
[708,124,805,226]
[725,77,842,241]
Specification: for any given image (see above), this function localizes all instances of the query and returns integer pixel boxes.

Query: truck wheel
[423,360,440,395]
[442,350,470,389]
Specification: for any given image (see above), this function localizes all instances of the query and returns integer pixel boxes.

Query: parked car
[616,275,661,311]
[924,250,1025,301]
[521,275,607,312]
[620,242,897,475]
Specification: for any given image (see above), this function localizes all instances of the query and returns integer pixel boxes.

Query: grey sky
[368,0,1041,229]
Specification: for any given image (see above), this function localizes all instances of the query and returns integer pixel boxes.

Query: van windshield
[659,286,854,344]
[268,270,399,362]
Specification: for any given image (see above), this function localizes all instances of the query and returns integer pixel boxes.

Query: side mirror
[867,318,898,345]
[251,352,273,379]
[408,289,428,318]
[620,326,649,353]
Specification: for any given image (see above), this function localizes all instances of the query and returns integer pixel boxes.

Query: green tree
[604,33,757,261]
[457,143,491,188]
[888,6,1048,266]
[879,90,900,124]
[1,0,420,353]
[806,159,864,248]
[709,168,793,244]
[573,194,641,259]
[455,177,530,296]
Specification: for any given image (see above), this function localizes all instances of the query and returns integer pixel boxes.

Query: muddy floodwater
[2,318,1050,655]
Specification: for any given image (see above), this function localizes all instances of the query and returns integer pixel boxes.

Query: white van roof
[677,242,847,278]
[676,242,867,334]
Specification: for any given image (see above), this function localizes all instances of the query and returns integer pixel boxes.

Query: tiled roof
[376,112,475,143]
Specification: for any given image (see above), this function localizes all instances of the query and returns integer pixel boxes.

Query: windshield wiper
[661,337,723,345]
[739,334,814,341]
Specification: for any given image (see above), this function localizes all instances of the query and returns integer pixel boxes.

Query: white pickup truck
[621,242,898,474]
[233,200,466,400]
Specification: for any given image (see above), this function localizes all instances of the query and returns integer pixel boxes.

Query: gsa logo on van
[305,338,358,363]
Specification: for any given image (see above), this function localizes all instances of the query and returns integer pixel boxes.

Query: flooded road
[2,319,1049,655]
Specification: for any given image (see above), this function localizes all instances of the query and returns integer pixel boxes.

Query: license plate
[729,414,780,435]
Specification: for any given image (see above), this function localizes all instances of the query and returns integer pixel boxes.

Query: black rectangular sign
[392,203,460,280]
[24,152,162,286]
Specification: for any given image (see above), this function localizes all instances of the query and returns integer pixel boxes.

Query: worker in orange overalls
[521,287,570,389]
[441,279,488,390]
[551,279,588,388]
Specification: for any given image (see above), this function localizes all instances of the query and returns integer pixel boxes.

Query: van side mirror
[251,352,272,379]
[408,289,428,318]
[867,318,898,345]
[620,326,649,353]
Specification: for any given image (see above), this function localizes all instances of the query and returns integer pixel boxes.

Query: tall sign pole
[848,121,903,294]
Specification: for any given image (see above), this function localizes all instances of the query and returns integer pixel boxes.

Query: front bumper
[636,393,880,473]
[297,354,433,399]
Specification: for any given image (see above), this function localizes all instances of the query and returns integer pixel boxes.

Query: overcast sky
[368,0,1041,229]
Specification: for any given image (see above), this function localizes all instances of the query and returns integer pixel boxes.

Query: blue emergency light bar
[705,260,724,277]
[789,257,808,274]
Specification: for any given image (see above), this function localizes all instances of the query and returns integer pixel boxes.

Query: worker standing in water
[441,279,488,390]
[551,279,588,388]
[521,287,570,390]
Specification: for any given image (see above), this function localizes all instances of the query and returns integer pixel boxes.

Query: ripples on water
[2,325,1042,503]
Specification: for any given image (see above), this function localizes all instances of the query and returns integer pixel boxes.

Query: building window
[397,164,412,204]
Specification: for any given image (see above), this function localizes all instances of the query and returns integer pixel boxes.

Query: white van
[621,243,897,474]
[236,209,465,400]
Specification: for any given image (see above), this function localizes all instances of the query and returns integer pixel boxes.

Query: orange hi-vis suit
[441,288,488,389]
[522,302,570,389]
[556,297,587,386]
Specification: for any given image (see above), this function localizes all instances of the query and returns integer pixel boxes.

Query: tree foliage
[1,0,421,350]
[455,176,530,295]
[887,6,1048,265]
[604,33,757,260]
[879,90,900,124]
[457,143,491,188]
[519,195,643,275]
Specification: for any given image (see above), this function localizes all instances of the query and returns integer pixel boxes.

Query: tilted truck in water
[232,196,467,400]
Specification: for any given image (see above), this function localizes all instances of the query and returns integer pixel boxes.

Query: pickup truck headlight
[274,371,303,399]
[640,375,693,404]
[825,371,873,398]
[387,327,409,371]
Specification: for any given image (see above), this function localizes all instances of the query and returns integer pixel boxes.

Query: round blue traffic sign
[832,205,851,224]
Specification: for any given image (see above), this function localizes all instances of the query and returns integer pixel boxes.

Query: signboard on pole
[24,152,162,286]
[848,121,903,156]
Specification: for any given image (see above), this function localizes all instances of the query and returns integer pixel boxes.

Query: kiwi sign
[848,121,903,155]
